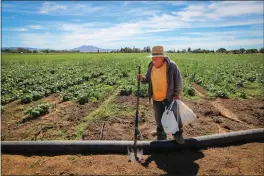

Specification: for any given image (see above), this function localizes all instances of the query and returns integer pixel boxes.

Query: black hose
[2,128,263,155]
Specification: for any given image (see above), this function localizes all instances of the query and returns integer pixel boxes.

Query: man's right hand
[137,74,144,82]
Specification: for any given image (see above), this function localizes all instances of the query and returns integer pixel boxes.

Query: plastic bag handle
[165,100,176,115]
[176,101,179,122]
[168,100,176,111]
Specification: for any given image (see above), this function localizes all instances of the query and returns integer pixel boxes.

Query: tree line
[1,48,80,53]
[2,46,264,54]
[118,46,151,53]
[167,47,264,54]
[116,46,264,54]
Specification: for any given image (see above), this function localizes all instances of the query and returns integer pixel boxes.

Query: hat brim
[147,54,167,58]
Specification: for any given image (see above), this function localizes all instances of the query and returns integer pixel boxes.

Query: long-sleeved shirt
[141,56,183,102]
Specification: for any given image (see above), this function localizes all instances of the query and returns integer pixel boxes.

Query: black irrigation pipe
[2,128,264,155]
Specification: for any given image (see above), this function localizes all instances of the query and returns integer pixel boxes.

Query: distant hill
[71,45,118,52]
[2,45,118,52]
[2,47,40,51]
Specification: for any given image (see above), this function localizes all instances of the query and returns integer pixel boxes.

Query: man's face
[152,56,165,68]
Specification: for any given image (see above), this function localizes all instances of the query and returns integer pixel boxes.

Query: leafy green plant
[186,87,195,96]
[77,94,90,105]
[20,94,33,104]
[1,53,263,105]
[62,93,73,102]
[24,102,50,117]
[215,90,229,98]
[119,85,132,96]
[133,85,148,98]
[121,71,129,77]
[237,91,247,99]
[32,91,45,101]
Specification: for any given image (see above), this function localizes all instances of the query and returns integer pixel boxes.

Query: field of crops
[2,53,263,107]
[1,53,145,107]
[1,52,263,130]
[2,53,264,175]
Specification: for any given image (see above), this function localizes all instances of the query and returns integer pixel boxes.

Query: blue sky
[2,1,264,50]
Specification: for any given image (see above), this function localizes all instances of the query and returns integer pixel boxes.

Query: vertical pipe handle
[135,66,141,128]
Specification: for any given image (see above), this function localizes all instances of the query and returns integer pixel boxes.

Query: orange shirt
[151,62,168,101]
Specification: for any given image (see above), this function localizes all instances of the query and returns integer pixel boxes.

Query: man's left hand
[173,95,180,100]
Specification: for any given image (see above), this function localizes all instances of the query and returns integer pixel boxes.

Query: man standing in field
[137,46,184,144]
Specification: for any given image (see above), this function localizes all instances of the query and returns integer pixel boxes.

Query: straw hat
[147,46,167,57]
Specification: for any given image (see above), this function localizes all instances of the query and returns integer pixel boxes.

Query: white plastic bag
[176,100,196,126]
[161,100,179,134]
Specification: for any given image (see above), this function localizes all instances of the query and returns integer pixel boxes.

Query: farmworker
[137,46,184,144]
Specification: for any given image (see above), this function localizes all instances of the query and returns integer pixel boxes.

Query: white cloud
[4,1,263,50]
[72,19,82,22]
[125,8,160,18]
[122,1,130,7]
[17,22,263,50]
[16,31,263,50]
[173,1,263,21]
[209,1,263,18]
[10,28,28,32]
[165,39,263,51]
[39,2,67,14]
[18,32,64,49]
[60,22,143,44]
[2,2,39,14]
[168,1,188,6]
[55,22,111,33]
[141,1,187,6]
[27,25,43,30]
[93,5,161,20]
[39,2,104,16]
[4,26,45,32]
[16,15,263,49]
[183,30,263,37]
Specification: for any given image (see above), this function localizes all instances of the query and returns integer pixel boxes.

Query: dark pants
[153,99,183,140]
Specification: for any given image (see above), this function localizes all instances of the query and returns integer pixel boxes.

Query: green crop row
[1,53,263,106]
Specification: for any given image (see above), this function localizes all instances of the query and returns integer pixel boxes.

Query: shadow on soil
[141,149,205,175]
[20,116,40,123]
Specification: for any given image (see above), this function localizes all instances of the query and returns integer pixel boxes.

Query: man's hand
[173,95,180,100]
[137,74,144,82]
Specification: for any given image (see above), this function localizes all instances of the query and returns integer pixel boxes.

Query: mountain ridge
[2,45,118,52]
[71,45,118,52]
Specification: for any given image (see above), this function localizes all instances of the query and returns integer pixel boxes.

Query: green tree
[143,46,151,52]
[240,48,245,54]
[216,48,227,53]
[193,48,201,53]
[182,49,187,53]
[246,49,258,54]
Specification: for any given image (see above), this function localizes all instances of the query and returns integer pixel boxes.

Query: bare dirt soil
[1,87,264,175]
[81,95,263,140]
[1,94,101,141]
[2,142,263,175]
